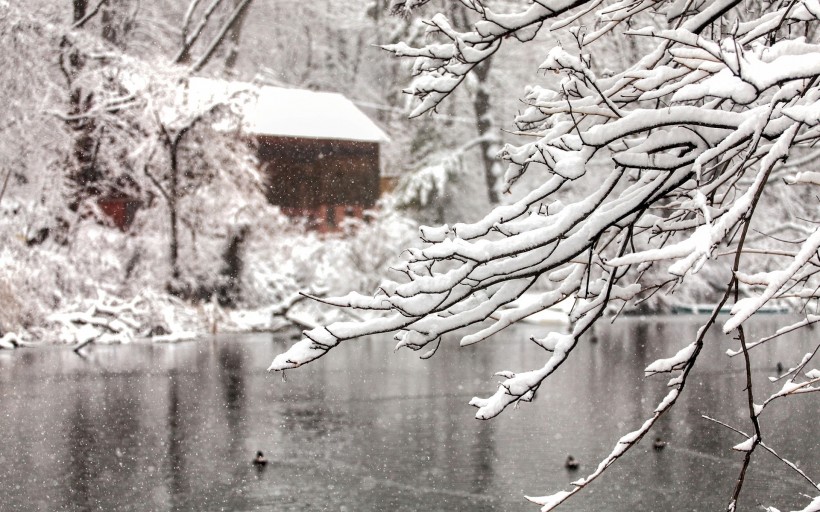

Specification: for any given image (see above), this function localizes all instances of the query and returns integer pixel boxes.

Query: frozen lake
[1,317,818,511]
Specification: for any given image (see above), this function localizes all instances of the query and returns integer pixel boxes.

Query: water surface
[1,316,818,511]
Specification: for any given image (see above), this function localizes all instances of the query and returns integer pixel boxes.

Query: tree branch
[72,0,110,29]
[190,0,254,72]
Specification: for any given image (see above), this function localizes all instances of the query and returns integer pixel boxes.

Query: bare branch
[173,0,224,64]
[72,0,109,29]
[190,0,254,72]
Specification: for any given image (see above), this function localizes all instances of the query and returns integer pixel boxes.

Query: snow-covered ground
[0,201,418,350]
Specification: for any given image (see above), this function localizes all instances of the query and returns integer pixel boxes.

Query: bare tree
[271,1,820,510]
[174,0,255,72]
[142,86,249,285]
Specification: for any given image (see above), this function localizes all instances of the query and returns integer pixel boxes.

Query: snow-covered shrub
[330,203,420,293]
[394,158,458,210]
[240,201,418,308]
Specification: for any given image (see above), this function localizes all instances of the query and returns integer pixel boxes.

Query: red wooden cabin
[191,79,389,232]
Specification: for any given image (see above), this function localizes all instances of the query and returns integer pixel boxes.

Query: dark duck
[253,451,268,466]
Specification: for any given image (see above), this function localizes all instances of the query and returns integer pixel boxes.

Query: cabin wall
[97,197,141,230]
[256,136,380,231]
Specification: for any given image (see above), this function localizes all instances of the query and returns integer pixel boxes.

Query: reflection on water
[0,317,818,511]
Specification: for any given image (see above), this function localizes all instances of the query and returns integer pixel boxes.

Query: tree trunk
[60,36,101,209]
[472,56,499,204]
[176,0,224,65]
[168,140,180,281]
[178,6,194,65]
[223,0,250,73]
[73,0,88,22]
[217,226,249,306]
[101,5,119,46]
[191,0,254,72]
[448,4,500,204]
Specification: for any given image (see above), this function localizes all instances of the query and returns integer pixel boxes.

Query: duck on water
[253,451,268,466]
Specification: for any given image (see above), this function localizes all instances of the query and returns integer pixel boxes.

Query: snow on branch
[273,0,820,510]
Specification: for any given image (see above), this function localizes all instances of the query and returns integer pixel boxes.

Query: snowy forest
[1,0,435,345]
[2,0,820,511]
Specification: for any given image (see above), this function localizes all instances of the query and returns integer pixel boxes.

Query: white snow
[0,332,20,349]
[184,77,389,143]
[151,331,197,343]
[645,343,696,374]
[732,436,757,452]
[791,496,820,512]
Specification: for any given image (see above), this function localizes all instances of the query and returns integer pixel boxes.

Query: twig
[73,336,96,354]
[0,168,11,207]
[723,122,792,508]
[703,415,819,491]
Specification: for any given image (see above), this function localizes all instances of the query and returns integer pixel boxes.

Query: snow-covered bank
[0,200,418,349]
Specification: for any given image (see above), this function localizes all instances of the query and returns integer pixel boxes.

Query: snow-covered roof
[185,77,389,143]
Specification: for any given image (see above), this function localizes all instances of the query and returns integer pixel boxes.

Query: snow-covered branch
[273,1,820,510]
